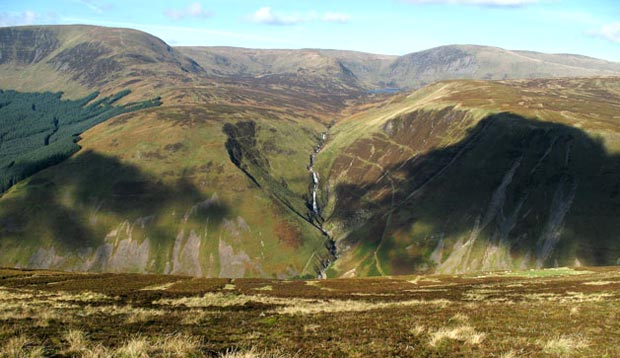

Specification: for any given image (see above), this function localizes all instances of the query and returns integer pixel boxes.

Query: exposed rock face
[27,220,151,273]
[169,229,204,276]
[218,239,252,278]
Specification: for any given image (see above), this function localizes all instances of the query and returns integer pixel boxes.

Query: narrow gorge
[307,131,337,278]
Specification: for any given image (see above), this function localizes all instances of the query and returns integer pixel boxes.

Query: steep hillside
[0,26,352,278]
[178,44,620,90]
[387,45,620,88]
[316,77,620,276]
[0,98,335,277]
[178,47,369,96]
[0,25,202,99]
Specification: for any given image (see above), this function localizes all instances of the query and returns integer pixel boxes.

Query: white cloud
[322,12,351,24]
[165,2,213,20]
[76,0,108,14]
[0,11,38,27]
[249,7,303,25]
[402,0,538,6]
[589,22,620,43]
[248,7,351,26]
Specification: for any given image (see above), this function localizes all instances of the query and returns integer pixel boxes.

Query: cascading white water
[311,171,320,214]
[308,133,327,217]
[307,131,337,279]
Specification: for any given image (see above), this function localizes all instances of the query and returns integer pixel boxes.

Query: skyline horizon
[4,22,619,63]
[1,0,619,62]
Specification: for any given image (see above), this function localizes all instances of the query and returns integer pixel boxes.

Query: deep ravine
[307,131,337,278]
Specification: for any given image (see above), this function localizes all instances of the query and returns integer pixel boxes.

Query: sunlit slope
[0,101,332,278]
[179,45,620,90]
[0,25,202,99]
[318,77,620,276]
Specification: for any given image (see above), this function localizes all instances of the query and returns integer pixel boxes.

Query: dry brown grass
[155,292,451,315]
[0,335,45,358]
[64,329,89,354]
[540,335,588,356]
[428,325,486,347]
[115,337,150,358]
[409,324,426,336]
[219,347,296,358]
[156,333,203,356]
[1,267,620,357]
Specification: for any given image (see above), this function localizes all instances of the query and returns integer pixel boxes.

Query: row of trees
[0,89,161,193]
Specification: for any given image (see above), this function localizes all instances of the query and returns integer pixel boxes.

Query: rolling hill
[317,77,620,276]
[178,44,620,90]
[1,24,620,278]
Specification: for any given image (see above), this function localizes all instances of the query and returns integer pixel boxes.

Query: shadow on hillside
[329,112,620,274]
[0,150,230,250]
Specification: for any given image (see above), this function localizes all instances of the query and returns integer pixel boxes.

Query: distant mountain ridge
[0,25,203,98]
[179,43,620,90]
[2,25,619,97]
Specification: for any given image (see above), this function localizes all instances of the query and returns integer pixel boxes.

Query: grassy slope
[0,100,331,277]
[0,25,202,100]
[0,25,359,278]
[1,266,620,357]
[318,77,620,277]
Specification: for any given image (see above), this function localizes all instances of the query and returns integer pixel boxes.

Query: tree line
[0,89,161,193]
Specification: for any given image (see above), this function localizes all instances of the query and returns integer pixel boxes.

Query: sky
[0,0,618,61]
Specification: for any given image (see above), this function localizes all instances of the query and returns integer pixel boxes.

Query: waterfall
[306,131,337,278]
[308,132,327,217]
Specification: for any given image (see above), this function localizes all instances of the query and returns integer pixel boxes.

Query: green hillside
[1,25,620,278]
[318,77,620,276]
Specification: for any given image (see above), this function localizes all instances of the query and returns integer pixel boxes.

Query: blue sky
[0,0,618,61]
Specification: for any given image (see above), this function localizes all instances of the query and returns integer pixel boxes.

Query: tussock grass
[428,325,486,347]
[582,280,615,286]
[276,298,450,315]
[155,292,451,314]
[449,312,469,323]
[0,335,45,358]
[409,325,426,336]
[125,307,165,324]
[64,329,89,353]
[155,293,261,308]
[179,308,220,325]
[157,334,203,356]
[219,347,296,358]
[115,337,150,358]
[540,335,588,356]
[114,334,204,357]
[2,267,620,357]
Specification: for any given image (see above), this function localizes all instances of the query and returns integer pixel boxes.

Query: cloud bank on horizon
[401,0,538,6]
[0,0,618,61]
[248,7,350,26]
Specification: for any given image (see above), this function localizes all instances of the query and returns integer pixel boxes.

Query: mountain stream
[307,132,337,278]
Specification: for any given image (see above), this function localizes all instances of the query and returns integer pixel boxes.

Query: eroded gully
[307,131,337,278]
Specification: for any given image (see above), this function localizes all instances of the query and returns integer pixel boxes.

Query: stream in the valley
[307,132,337,278]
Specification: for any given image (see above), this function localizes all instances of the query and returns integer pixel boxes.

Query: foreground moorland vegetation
[1,266,619,357]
